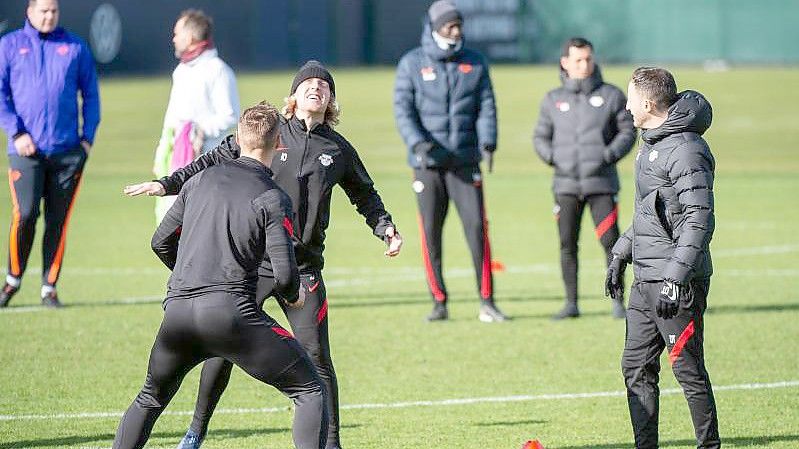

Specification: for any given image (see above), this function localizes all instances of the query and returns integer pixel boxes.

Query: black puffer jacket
[534,66,636,195]
[612,91,715,284]
[394,22,497,169]
[158,115,395,273]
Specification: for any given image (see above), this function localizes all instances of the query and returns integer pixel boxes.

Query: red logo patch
[458,63,473,74]
[56,45,69,56]
[421,67,434,75]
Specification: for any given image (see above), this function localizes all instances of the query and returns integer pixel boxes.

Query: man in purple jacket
[0,0,100,308]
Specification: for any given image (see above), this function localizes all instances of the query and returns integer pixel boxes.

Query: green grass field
[0,65,797,448]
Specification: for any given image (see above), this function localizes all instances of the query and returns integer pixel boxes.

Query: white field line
[0,379,796,422]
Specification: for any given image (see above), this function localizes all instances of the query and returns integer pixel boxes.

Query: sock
[6,275,21,288]
[41,285,56,298]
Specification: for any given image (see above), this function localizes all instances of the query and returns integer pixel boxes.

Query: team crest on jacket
[556,101,570,112]
[412,180,425,193]
[589,96,604,107]
[319,154,334,166]
[280,152,288,162]
[458,63,473,74]
[421,67,436,81]
[649,150,659,162]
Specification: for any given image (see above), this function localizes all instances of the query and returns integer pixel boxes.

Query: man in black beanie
[394,0,506,322]
[125,60,402,449]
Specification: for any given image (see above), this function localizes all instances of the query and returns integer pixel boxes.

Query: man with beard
[534,37,636,320]
[124,60,402,449]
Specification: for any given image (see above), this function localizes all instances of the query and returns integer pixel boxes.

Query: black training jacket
[152,157,299,303]
[158,115,395,272]
[534,66,636,196]
[612,91,715,284]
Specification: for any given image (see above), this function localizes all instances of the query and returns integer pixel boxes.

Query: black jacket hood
[642,90,713,144]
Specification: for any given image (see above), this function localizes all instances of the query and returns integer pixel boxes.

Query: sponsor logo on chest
[589,95,605,107]
[319,153,334,167]
[556,101,570,112]
[421,66,436,81]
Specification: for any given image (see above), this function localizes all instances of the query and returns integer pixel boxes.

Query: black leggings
[112,294,327,449]
[555,193,619,304]
[189,272,340,448]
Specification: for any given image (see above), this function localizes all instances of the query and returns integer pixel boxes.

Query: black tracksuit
[534,66,636,308]
[157,116,395,448]
[612,91,719,448]
[113,158,327,449]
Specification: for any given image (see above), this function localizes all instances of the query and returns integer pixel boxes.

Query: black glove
[413,141,436,168]
[656,280,684,319]
[481,144,496,173]
[604,255,626,300]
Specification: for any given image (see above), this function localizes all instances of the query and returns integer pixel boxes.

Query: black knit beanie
[428,0,462,32]
[290,60,335,97]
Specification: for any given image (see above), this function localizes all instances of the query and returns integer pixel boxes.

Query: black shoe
[41,291,63,308]
[426,303,448,321]
[552,303,580,320]
[0,283,19,308]
[612,299,626,319]
[478,302,510,322]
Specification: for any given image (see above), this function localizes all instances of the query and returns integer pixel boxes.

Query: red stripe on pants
[417,213,446,302]
[595,205,618,239]
[480,204,493,300]
[317,298,328,324]
[669,320,695,365]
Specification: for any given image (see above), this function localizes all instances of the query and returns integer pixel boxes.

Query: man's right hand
[413,141,436,168]
[124,181,166,197]
[13,133,36,157]
[604,255,626,300]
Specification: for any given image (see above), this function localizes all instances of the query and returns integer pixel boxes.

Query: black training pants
[112,293,327,449]
[622,280,720,449]
[188,272,341,448]
[6,148,87,286]
[414,166,493,303]
[554,193,619,304]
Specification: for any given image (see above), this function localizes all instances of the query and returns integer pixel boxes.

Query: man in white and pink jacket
[153,9,240,222]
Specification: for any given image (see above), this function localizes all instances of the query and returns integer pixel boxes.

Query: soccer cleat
[478,302,509,322]
[551,303,579,320]
[176,430,204,449]
[41,290,63,308]
[426,303,448,321]
[0,283,19,308]
[612,298,626,319]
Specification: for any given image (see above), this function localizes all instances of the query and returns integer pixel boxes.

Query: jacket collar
[181,46,217,66]
[237,155,274,176]
[560,65,603,94]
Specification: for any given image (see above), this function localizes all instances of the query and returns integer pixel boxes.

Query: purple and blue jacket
[0,20,100,156]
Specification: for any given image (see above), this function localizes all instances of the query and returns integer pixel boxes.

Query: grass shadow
[552,433,799,449]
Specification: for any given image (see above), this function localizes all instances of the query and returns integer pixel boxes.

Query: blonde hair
[237,101,280,151]
[281,95,340,128]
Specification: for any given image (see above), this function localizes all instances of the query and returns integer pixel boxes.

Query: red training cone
[522,440,545,449]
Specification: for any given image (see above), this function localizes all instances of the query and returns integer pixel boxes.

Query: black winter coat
[612,91,715,284]
[534,66,636,196]
[394,22,497,169]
